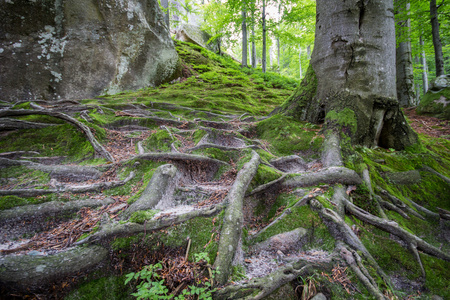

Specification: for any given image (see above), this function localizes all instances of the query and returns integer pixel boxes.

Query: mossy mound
[417,87,450,120]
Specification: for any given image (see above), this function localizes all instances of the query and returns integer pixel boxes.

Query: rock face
[0,0,180,101]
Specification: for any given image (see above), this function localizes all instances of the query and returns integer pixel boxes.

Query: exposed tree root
[343,199,450,273]
[282,167,362,188]
[405,197,440,220]
[361,168,387,219]
[338,243,387,300]
[186,143,258,153]
[246,174,287,197]
[250,192,319,241]
[0,118,57,130]
[0,245,108,292]
[214,260,330,300]
[0,151,40,159]
[379,189,425,220]
[321,132,343,168]
[0,157,102,181]
[131,152,229,166]
[214,151,260,285]
[0,198,115,223]
[122,165,177,219]
[421,165,450,185]
[0,172,134,197]
[0,109,114,162]
[310,199,391,286]
[76,204,225,245]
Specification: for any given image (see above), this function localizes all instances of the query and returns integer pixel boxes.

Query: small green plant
[125,263,172,300]
[125,254,217,300]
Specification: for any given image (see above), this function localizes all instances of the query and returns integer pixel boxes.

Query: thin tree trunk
[277,3,281,73]
[262,0,267,73]
[430,0,445,76]
[395,0,415,107]
[299,46,302,78]
[251,12,257,68]
[269,46,273,67]
[248,42,252,66]
[307,45,311,59]
[420,34,429,93]
[242,7,248,68]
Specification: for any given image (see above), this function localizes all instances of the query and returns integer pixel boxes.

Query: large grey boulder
[0,0,180,101]
[175,23,220,53]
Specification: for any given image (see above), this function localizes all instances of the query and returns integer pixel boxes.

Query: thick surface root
[214,151,260,284]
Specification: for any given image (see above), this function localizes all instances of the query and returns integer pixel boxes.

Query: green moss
[249,164,282,190]
[0,122,101,161]
[325,108,357,135]
[252,204,335,251]
[0,195,56,210]
[128,210,159,224]
[143,129,172,152]
[65,275,133,300]
[255,115,323,157]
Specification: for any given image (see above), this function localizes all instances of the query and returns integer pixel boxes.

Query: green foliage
[125,260,217,300]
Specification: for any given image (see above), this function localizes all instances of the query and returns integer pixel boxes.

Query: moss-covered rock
[417,86,450,120]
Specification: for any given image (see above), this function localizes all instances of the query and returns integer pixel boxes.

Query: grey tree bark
[251,9,257,69]
[395,0,415,107]
[274,0,418,150]
[262,0,267,73]
[430,0,445,76]
[242,6,248,68]
[420,34,429,94]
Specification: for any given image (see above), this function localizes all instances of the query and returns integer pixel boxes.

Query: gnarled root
[214,151,260,285]
[214,260,330,300]
[338,243,387,300]
[0,109,114,162]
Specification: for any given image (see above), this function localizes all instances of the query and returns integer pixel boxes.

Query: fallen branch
[214,151,260,285]
[0,109,114,162]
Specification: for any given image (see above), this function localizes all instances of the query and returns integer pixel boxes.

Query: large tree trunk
[262,0,267,73]
[430,0,445,76]
[395,0,415,107]
[274,0,418,150]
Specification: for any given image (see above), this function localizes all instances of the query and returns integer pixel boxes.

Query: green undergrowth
[91,41,295,117]
[255,114,323,157]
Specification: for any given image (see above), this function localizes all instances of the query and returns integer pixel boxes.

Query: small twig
[185,238,191,262]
